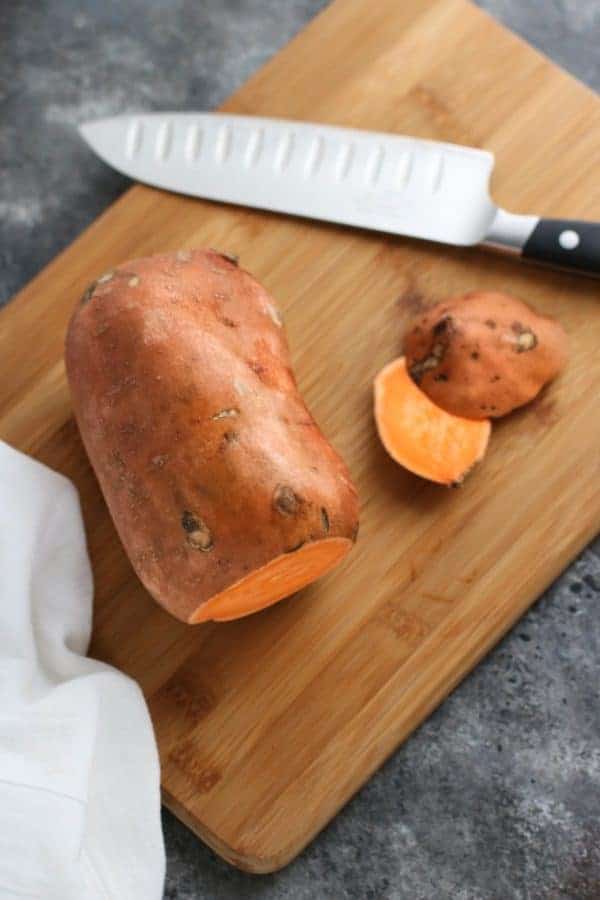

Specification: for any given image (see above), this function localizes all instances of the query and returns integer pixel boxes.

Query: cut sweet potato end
[190,537,352,624]
[374,357,491,485]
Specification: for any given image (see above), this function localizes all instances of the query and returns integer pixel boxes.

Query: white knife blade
[80,113,599,276]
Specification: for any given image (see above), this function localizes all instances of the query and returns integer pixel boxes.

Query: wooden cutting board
[2,0,600,873]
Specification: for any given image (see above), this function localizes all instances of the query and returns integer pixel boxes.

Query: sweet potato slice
[374,357,491,485]
[191,538,351,622]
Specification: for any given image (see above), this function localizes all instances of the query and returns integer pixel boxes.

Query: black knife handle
[522,218,600,277]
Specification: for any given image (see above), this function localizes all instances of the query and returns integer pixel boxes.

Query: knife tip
[78,119,94,142]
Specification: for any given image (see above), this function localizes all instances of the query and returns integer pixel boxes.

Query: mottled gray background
[2,2,599,898]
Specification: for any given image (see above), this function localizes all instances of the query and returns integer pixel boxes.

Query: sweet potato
[65,249,359,624]
[374,357,491,485]
[404,291,568,419]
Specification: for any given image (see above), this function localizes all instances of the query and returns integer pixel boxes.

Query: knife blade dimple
[215,124,232,163]
[275,131,295,173]
[395,152,412,188]
[245,128,264,168]
[335,143,354,182]
[155,121,173,162]
[185,124,202,163]
[431,154,445,193]
[365,145,384,186]
[304,135,325,177]
[125,119,143,160]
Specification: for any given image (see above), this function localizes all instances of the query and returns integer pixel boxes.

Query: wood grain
[2,0,600,873]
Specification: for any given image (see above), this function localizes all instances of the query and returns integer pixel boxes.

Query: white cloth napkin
[0,441,165,899]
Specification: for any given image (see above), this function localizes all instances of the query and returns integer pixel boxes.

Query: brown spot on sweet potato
[321,507,330,533]
[181,511,213,551]
[127,482,149,505]
[217,313,237,328]
[409,340,446,383]
[515,329,538,352]
[351,521,360,542]
[408,315,455,382]
[211,408,239,421]
[510,319,538,352]
[220,430,239,449]
[248,359,267,379]
[81,279,98,304]
[273,484,300,516]
[485,319,496,329]
[181,511,197,532]
[111,450,126,470]
[433,372,448,382]
[471,351,479,360]
[433,315,453,336]
[286,539,306,553]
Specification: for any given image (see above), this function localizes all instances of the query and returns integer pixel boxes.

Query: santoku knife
[80,113,600,276]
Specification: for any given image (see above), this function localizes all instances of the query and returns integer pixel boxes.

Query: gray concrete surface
[2,2,599,898]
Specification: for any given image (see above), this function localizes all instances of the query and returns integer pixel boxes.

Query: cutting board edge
[462,0,600,107]
[161,787,272,873]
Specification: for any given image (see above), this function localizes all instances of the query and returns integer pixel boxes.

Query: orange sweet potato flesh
[65,249,359,624]
[374,357,491,485]
[404,291,568,419]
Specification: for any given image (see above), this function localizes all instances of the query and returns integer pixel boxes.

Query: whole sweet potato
[404,291,568,419]
[66,249,359,624]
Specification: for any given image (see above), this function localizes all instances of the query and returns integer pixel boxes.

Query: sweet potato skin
[404,291,568,419]
[65,249,358,623]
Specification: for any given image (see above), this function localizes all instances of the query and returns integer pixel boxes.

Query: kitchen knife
[80,113,600,276]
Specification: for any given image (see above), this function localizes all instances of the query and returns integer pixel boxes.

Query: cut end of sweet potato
[189,537,352,623]
[374,357,491,486]
[404,291,568,419]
